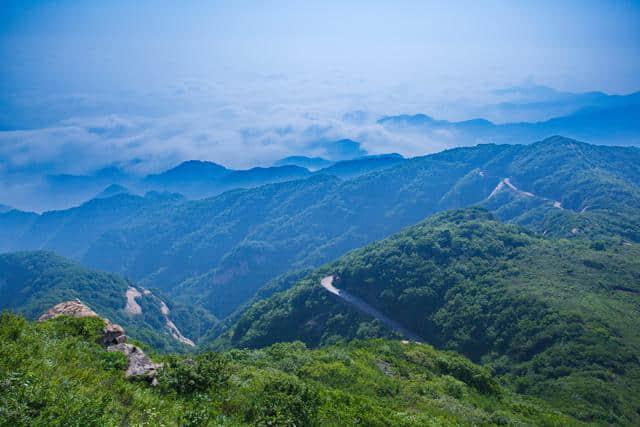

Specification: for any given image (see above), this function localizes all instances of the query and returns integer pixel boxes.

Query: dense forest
[221,208,640,425]
[0,251,215,351]
[1,138,639,425]
[2,137,639,320]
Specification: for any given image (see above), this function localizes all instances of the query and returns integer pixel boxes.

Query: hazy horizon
[1,1,639,210]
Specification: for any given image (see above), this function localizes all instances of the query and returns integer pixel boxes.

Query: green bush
[247,373,321,427]
[158,352,229,394]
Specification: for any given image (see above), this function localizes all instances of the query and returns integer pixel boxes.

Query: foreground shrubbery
[0,313,579,426]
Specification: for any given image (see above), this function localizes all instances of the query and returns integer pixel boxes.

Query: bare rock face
[38,299,99,321]
[39,299,127,346]
[102,322,127,347]
[107,343,161,381]
[39,299,158,383]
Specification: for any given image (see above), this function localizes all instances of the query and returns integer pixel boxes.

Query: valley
[3,3,639,424]
[2,136,640,425]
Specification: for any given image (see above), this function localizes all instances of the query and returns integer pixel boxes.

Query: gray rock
[39,300,160,384]
[39,299,129,347]
[107,343,161,381]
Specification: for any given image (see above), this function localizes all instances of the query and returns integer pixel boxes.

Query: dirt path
[488,177,563,209]
[125,287,142,315]
[320,276,423,342]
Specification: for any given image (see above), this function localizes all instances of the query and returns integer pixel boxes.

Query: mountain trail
[320,276,423,342]
[488,177,563,209]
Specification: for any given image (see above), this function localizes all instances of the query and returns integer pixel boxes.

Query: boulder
[38,299,127,346]
[107,343,161,382]
[38,299,99,321]
[39,299,159,384]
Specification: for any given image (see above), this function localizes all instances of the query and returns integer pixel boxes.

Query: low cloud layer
[0,107,464,177]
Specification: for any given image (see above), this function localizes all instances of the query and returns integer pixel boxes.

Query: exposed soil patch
[125,287,142,315]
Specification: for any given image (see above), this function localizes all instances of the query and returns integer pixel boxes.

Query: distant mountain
[379,104,640,146]
[69,137,640,318]
[221,208,640,425]
[95,184,130,199]
[142,160,311,198]
[0,251,216,349]
[144,160,229,187]
[222,165,311,189]
[478,89,640,122]
[321,138,368,160]
[30,166,134,211]
[315,153,405,178]
[0,203,11,213]
[273,156,334,171]
[0,191,184,257]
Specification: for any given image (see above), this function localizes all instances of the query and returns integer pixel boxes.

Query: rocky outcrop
[39,299,159,383]
[107,343,159,380]
[38,299,99,321]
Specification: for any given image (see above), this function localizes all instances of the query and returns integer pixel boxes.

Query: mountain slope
[4,191,183,259]
[316,153,405,178]
[142,160,312,198]
[2,137,638,319]
[0,313,581,426]
[0,251,216,350]
[221,208,640,425]
[84,137,640,318]
[273,155,334,170]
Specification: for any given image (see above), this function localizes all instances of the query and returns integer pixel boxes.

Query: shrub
[247,373,320,427]
[158,352,229,394]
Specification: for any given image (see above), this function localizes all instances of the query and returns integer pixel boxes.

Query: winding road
[320,276,423,342]
[488,177,563,209]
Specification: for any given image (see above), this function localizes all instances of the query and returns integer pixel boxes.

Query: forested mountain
[317,153,405,178]
[0,251,216,350]
[143,161,312,199]
[0,313,580,426]
[273,155,334,170]
[0,191,184,257]
[221,208,640,425]
[2,137,639,319]
[140,150,402,198]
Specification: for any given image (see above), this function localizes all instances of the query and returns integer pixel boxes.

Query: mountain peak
[96,184,130,199]
[171,160,227,172]
[535,135,588,147]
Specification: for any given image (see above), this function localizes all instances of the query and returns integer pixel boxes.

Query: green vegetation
[0,251,216,351]
[223,208,640,425]
[0,313,581,426]
[3,137,639,319]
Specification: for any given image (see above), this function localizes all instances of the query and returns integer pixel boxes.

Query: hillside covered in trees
[2,137,639,320]
[0,251,216,351]
[221,208,640,425]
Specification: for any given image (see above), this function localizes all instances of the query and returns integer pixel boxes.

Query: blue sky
[0,0,639,177]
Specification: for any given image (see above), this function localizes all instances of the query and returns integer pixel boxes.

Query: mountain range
[2,134,640,424]
[380,103,640,147]
[2,136,638,322]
